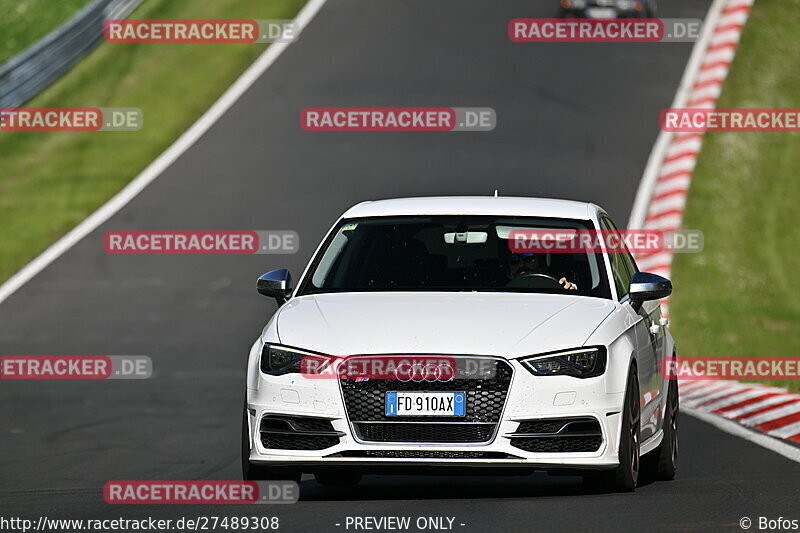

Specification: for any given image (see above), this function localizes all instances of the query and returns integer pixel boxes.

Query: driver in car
[509,253,578,290]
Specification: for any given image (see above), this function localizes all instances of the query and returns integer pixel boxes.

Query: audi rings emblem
[395,361,455,382]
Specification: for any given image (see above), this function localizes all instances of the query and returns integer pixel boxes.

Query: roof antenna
[493,189,499,197]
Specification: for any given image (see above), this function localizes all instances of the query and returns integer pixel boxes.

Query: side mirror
[629,271,672,311]
[257,269,293,305]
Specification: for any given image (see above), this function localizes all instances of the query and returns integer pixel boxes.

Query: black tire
[314,470,362,487]
[616,367,641,491]
[241,407,301,482]
[654,378,679,480]
[585,366,640,493]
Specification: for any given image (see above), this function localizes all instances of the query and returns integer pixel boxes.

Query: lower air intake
[508,417,603,453]
[259,415,342,451]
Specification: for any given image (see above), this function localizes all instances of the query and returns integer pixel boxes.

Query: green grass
[0,0,306,282]
[0,0,93,64]
[670,0,800,391]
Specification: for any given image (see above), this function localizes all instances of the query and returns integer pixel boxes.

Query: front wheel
[648,377,679,480]
[584,366,640,492]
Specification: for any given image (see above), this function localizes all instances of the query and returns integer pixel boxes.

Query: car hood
[275,292,615,358]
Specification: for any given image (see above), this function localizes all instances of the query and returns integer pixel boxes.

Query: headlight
[520,347,606,378]
[260,344,332,376]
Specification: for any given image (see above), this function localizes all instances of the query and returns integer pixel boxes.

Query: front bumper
[246,358,625,473]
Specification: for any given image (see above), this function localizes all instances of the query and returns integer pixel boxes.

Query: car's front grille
[338,450,515,459]
[259,415,342,451]
[340,357,513,443]
[340,358,513,423]
[353,422,495,443]
[508,417,603,453]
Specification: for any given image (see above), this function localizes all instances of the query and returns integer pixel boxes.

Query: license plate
[585,7,618,18]
[385,392,466,416]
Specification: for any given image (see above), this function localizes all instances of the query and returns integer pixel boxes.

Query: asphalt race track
[2,1,799,531]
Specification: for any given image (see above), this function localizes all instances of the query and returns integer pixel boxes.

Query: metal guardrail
[0,0,143,108]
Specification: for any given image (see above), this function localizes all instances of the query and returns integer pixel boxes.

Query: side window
[604,215,640,281]
[620,247,639,281]
[600,216,631,299]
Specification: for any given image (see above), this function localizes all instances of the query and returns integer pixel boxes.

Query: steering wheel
[506,273,563,289]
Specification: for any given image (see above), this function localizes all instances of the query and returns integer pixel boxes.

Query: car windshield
[299,215,611,299]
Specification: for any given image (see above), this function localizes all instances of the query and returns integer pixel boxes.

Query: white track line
[685,407,800,463]
[0,0,330,307]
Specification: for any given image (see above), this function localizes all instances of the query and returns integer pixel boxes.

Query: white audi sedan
[242,197,678,492]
